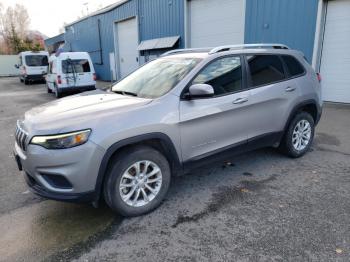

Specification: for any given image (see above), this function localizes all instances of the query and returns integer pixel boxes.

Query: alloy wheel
[292,119,312,151]
[119,160,162,207]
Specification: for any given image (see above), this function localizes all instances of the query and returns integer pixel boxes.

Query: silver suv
[14,44,322,216]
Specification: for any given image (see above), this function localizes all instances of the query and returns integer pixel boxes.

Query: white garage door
[115,18,139,79]
[320,0,350,103]
[187,0,245,48]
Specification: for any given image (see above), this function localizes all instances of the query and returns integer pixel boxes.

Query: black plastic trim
[24,173,95,203]
[59,85,96,93]
[183,132,283,172]
[284,99,322,131]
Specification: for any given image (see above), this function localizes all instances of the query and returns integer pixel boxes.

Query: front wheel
[279,112,315,158]
[103,146,171,217]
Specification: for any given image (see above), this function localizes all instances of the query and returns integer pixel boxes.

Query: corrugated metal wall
[139,0,185,48]
[65,0,137,80]
[244,0,319,61]
[44,33,65,47]
[64,0,185,81]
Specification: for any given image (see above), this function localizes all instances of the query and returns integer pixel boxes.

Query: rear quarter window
[281,55,305,77]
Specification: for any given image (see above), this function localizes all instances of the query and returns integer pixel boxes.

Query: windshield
[25,55,48,66]
[111,57,201,98]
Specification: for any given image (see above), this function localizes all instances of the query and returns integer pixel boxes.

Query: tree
[0,3,41,54]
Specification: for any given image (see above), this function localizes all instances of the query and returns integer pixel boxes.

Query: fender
[283,99,322,132]
[94,132,183,201]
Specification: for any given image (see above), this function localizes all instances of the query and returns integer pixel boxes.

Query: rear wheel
[24,78,29,85]
[279,112,314,158]
[54,85,61,98]
[47,84,52,93]
[103,146,171,217]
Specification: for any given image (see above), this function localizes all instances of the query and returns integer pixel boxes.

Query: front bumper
[24,172,96,203]
[14,140,105,203]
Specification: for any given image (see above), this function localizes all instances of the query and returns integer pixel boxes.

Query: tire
[54,85,61,98]
[47,84,52,93]
[20,78,24,83]
[279,112,315,158]
[103,146,171,217]
[24,78,29,85]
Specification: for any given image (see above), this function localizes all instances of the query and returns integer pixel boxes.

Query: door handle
[285,86,296,92]
[232,97,248,104]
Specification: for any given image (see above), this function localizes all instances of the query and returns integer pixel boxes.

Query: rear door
[61,59,94,87]
[179,55,251,162]
[24,55,48,75]
[245,54,300,140]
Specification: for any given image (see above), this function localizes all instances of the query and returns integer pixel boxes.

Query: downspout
[95,19,104,65]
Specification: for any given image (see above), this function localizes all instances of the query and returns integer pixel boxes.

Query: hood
[23,90,152,133]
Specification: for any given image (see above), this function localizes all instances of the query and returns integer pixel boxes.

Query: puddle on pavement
[0,200,115,262]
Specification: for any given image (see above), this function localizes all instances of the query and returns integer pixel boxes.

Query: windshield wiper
[113,90,138,97]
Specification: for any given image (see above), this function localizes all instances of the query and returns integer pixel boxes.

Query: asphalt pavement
[0,77,349,262]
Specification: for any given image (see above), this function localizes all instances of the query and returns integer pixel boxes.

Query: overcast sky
[1,0,117,38]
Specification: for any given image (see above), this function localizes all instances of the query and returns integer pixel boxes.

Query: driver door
[179,56,252,162]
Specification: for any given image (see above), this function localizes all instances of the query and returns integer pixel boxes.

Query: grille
[15,121,29,151]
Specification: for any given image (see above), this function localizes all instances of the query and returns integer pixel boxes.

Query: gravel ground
[0,77,349,262]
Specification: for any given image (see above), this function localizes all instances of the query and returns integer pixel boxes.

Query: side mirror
[14,64,19,69]
[186,84,214,99]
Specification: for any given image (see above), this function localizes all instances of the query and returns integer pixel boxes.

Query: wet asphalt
[0,77,349,262]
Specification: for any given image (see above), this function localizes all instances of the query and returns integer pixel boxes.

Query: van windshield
[111,57,201,98]
[62,59,91,74]
[25,55,48,66]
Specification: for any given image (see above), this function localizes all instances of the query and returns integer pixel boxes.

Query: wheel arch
[284,99,321,132]
[94,133,183,201]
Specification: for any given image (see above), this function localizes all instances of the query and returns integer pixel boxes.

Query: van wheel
[20,78,24,83]
[279,112,315,158]
[103,146,171,217]
[47,84,52,93]
[54,85,61,98]
[24,79,29,85]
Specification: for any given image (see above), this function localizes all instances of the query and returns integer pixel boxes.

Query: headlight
[30,129,91,149]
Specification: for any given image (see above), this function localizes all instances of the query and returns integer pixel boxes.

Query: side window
[192,56,243,96]
[247,55,285,87]
[281,55,305,77]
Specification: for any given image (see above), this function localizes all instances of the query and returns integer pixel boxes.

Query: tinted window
[282,55,305,77]
[192,56,242,96]
[247,55,285,87]
[25,55,48,66]
[62,59,91,73]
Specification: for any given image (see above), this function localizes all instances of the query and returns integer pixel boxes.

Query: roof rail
[209,44,290,54]
[161,44,290,57]
[161,48,212,57]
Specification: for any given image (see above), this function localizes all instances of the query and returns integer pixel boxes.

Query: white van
[15,51,49,84]
[46,52,96,98]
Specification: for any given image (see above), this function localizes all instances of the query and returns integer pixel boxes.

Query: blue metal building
[46,0,323,88]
